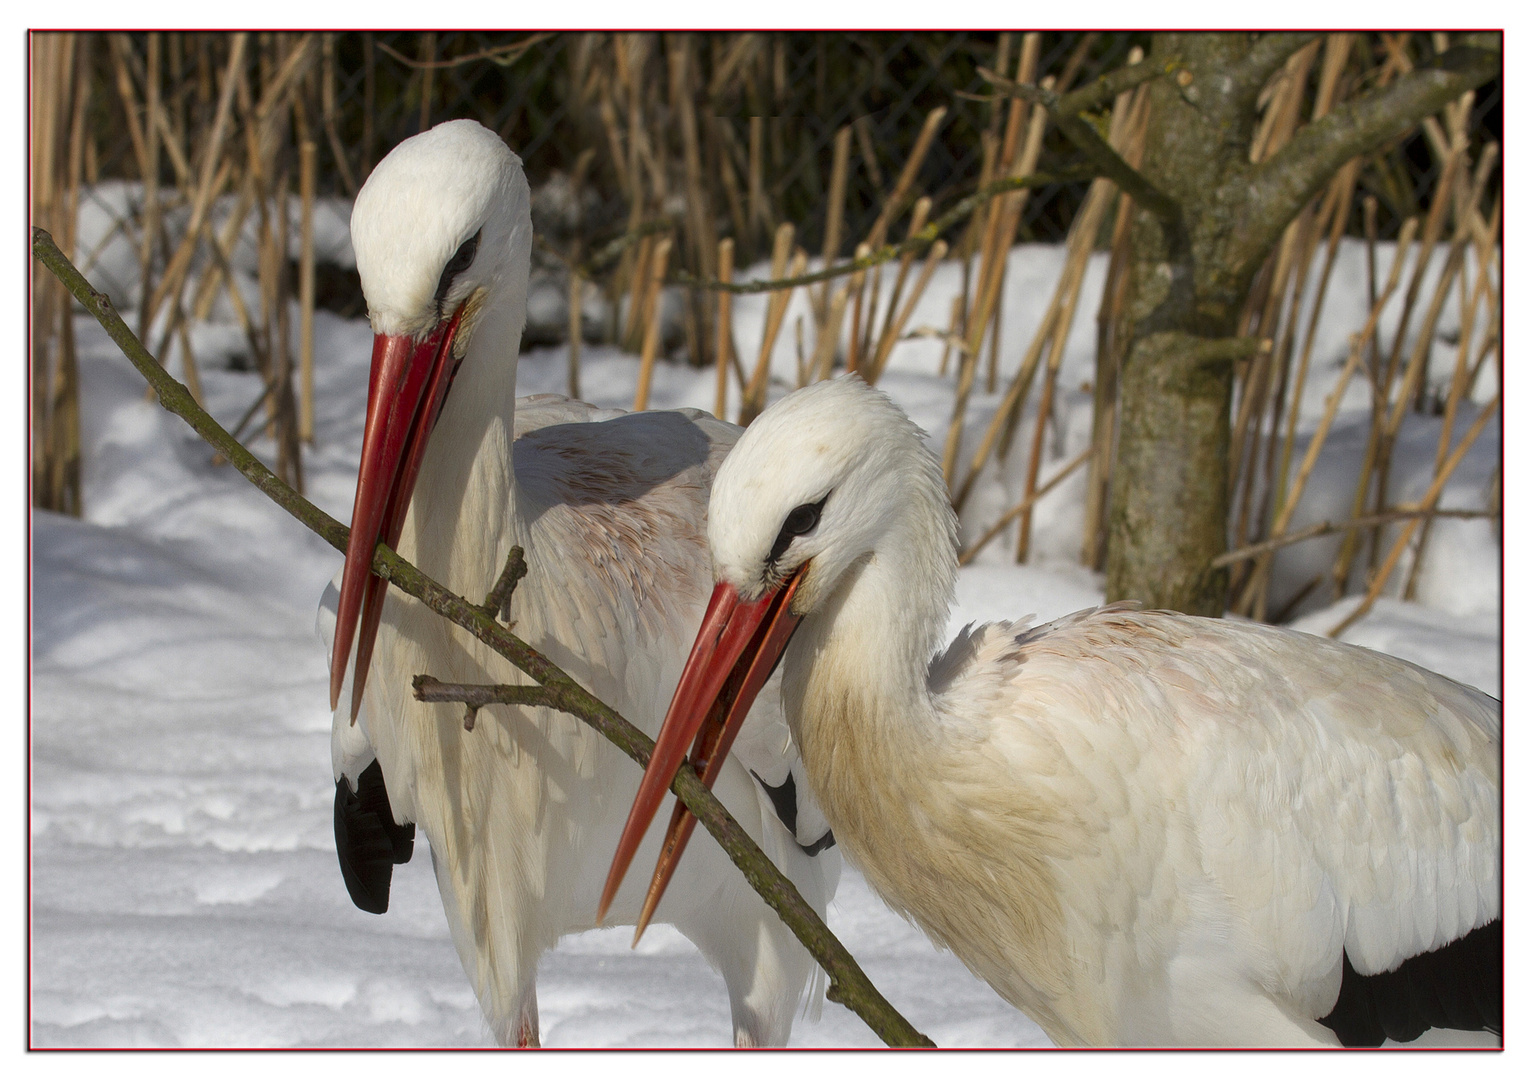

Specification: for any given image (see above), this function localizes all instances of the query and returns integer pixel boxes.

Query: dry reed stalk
[1270,160,1360,526]
[710,113,750,250]
[632,235,673,412]
[1215,507,1494,569]
[1249,39,1321,163]
[794,314,808,388]
[853,114,884,191]
[816,126,853,326]
[960,45,1041,388]
[714,238,734,418]
[174,311,204,407]
[1014,176,1116,562]
[748,115,767,242]
[863,106,948,252]
[943,96,1048,493]
[107,35,151,193]
[857,262,885,376]
[848,109,949,372]
[147,33,248,333]
[668,36,714,367]
[1367,234,1470,551]
[991,69,1139,469]
[567,264,585,401]
[1327,218,1423,599]
[1238,331,1367,617]
[149,96,192,189]
[598,94,634,207]
[845,242,871,377]
[1227,41,1324,537]
[298,139,316,443]
[866,197,932,378]
[1376,145,1461,406]
[1229,211,1301,501]
[416,32,436,131]
[188,159,247,321]
[1234,171,1356,612]
[361,34,376,176]
[196,203,257,352]
[1328,391,1499,638]
[31,32,85,516]
[1463,205,1501,400]
[30,32,59,501]
[739,236,805,425]
[320,34,357,197]
[957,445,1093,567]
[140,35,162,341]
[622,234,655,349]
[937,293,963,378]
[868,239,948,385]
[812,284,852,385]
[940,328,985,488]
[966,73,1049,368]
[1403,244,1494,599]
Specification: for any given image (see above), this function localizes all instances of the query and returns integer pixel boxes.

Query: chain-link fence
[73,31,1501,298]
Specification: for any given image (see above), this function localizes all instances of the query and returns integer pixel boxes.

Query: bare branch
[1229,32,1324,104]
[1230,45,1498,282]
[481,545,527,621]
[1212,507,1495,568]
[673,166,1097,294]
[31,226,934,1050]
[1057,54,1176,115]
[376,34,554,70]
[979,67,1181,225]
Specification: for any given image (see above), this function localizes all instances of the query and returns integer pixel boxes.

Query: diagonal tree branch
[1056,52,1175,116]
[979,66,1181,226]
[31,226,935,1050]
[1227,44,1499,283]
[670,165,1099,295]
[1228,31,1324,107]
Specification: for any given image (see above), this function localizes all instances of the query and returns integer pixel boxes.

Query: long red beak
[330,311,465,720]
[598,567,807,940]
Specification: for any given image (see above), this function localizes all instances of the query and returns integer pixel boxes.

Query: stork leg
[515,990,540,1048]
[666,763,823,1047]
[679,895,809,1047]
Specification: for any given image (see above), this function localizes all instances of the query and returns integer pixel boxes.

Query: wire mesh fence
[33,31,1501,617]
[67,31,1502,299]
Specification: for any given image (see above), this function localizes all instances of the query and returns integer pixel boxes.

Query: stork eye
[768,494,829,565]
[434,228,482,311]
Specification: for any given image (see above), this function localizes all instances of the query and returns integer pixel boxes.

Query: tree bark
[1105,32,1497,614]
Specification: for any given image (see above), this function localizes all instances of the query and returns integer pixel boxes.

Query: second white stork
[326,119,837,1047]
[606,374,1501,1047]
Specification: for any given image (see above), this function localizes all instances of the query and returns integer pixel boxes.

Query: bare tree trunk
[1102,32,1496,615]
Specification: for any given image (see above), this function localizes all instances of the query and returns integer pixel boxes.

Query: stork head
[600,376,953,932]
[331,120,532,718]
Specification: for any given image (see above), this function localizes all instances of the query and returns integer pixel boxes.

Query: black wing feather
[1318,919,1501,1046]
[333,759,416,914]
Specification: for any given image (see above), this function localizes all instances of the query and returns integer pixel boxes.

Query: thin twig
[375,33,554,70]
[1213,507,1495,569]
[958,445,1094,567]
[979,66,1181,224]
[674,167,1096,296]
[32,226,933,1050]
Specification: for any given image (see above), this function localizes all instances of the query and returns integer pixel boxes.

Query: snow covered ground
[28,180,1505,1051]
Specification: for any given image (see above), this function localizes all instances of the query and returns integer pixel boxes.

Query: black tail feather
[1319,919,1501,1046]
[334,759,416,914]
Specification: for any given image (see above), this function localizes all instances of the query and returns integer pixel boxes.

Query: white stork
[324,119,837,1047]
[605,374,1501,1047]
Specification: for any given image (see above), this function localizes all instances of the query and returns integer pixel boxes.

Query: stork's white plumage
[324,120,837,1047]
[607,375,1501,1047]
